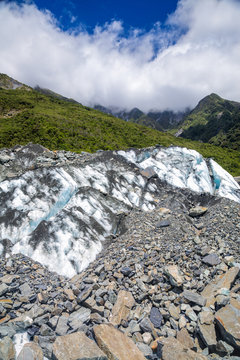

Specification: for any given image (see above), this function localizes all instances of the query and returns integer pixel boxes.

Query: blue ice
[29,186,77,230]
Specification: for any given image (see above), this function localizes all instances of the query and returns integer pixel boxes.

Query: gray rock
[48,316,59,330]
[156,220,170,228]
[216,340,234,355]
[120,266,133,276]
[55,315,69,336]
[202,253,221,266]
[150,307,163,329]
[40,323,55,336]
[0,324,16,338]
[136,342,153,357]
[0,303,6,317]
[68,307,91,326]
[185,308,198,322]
[19,283,32,296]
[182,290,206,307]
[0,283,8,296]
[38,335,55,359]
[139,317,154,333]
[77,286,93,304]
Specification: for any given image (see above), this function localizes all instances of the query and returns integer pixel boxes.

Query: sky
[0,0,240,111]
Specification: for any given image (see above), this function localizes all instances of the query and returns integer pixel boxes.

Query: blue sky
[1,0,240,111]
[17,0,179,32]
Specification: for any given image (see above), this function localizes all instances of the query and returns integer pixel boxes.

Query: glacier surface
[0,145,239,277]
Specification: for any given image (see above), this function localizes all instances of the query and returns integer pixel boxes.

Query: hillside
[179,93,240,150]
[1,74,240,175]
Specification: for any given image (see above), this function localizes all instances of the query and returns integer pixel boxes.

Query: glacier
[0,144,239,277]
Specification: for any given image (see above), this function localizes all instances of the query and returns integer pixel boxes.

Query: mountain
[178,93,240,150]
[1,73,240,176]
[94,104,188,131]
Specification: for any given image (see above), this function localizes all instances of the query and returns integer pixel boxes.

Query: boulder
[198,323,217,349]
[17,342,43,360]
[94,323,145,360]
[110,290,135,326]
[215,298,240,351]
[55,315,69,336]
[201,267,239,306]
[160,337,207,360]
[0,336,15,360]
[189,206,207,217]
[52,331,107,360]
[177,328,195,349]
[164,265,183,287]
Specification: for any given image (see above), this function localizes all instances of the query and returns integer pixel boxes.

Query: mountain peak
[194,93,223,112]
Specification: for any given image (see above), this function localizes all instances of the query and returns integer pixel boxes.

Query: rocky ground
[0,191,240,359]
[0,144,239,359]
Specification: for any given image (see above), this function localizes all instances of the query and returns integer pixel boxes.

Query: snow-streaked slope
[0,145,239,277]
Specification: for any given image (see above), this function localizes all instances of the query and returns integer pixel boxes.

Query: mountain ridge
[94,104,189,131]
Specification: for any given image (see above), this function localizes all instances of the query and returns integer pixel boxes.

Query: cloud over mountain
[0,0,240,111]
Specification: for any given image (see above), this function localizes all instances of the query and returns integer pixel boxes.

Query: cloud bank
[0,0,240,111]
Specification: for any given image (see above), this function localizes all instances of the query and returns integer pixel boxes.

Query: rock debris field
[0,144,239,359]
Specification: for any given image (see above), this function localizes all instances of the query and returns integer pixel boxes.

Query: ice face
[0,146,239,277]
[118,147,240,200]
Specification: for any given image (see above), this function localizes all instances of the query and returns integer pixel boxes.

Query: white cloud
[0,0,240,111]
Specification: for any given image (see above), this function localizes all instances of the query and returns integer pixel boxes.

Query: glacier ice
[0,145,239,277]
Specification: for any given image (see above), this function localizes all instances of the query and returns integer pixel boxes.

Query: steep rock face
[0,144,239,277]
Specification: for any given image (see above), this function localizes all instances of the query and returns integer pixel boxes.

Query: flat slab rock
[202,253,221,266]
[201,267,239,306]
[182,290,206,307]
[215,298,240,351]
[94,323,146,360]
[52,331,107,360]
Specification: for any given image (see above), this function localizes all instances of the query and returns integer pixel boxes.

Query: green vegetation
[179,93,240,151]
[0,79,240,176]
